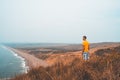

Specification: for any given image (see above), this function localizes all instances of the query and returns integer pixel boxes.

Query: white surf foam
[1,45,29,74]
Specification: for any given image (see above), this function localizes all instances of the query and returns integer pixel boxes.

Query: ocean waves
[0,45,28,78]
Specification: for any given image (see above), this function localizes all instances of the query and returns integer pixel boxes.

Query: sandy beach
[9,42,120,66]
[8,47,49,69]
[7,42,120,69]
[11,43,120,80]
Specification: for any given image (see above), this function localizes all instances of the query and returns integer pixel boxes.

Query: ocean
[0,45,28,79]
[0,43,68,79]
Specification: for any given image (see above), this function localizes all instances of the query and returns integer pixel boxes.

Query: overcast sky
[0,0,120,43]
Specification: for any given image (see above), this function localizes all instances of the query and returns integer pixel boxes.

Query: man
[82,36,90,60]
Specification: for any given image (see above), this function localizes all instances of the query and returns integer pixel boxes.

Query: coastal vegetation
[12,46,120,80]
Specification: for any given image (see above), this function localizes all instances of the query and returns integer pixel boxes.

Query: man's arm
[82,45,85,55]
[88,44,90,50]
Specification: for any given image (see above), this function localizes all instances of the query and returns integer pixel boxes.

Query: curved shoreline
[8,47,49,70]
[0,45,28,79]
[8,48,28,73]
[3,46,29,74]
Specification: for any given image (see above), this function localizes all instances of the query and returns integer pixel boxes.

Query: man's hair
[83,36,87,39]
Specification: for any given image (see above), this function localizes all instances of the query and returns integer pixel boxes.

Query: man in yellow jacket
[82,36,90,60]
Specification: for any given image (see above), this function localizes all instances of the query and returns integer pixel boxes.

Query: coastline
[6,43,120,69]
[0,45,29,79]
[7,47,49,70]
[4,46,29,73]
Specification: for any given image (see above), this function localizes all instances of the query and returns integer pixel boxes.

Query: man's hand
[82,51,84,55]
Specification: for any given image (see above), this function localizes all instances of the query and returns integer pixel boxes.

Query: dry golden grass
[12,46,120,80]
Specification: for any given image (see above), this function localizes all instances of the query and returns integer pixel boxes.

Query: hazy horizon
[1,41,120,44]
[0,0,120,43]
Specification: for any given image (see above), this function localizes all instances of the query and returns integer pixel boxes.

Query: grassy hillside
[12,46,120,80]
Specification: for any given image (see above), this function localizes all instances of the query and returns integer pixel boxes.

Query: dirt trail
[69,44,120,55]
